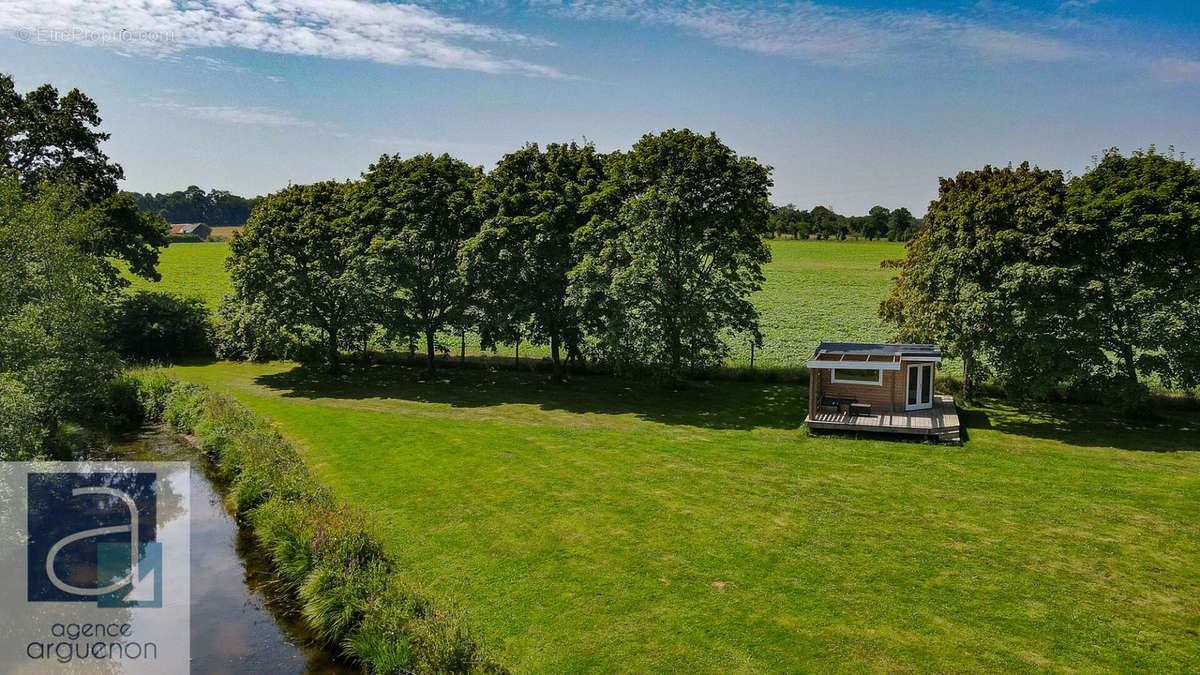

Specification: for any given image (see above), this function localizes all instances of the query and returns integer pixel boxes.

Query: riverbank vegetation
[127,371,504,674]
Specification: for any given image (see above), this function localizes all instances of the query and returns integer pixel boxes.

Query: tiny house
[804,342,960,441]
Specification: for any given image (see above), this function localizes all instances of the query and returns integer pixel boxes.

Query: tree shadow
[961,400,1200,453]
[252,363,809,432]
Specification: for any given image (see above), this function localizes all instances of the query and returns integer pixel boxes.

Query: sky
[1,1,1198,214]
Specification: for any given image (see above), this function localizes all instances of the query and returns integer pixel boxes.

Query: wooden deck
[805,395,961,442]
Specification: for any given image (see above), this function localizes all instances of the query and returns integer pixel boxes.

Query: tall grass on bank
[127,370,504,674]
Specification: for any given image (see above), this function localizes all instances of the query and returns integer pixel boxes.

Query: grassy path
[172,361,1200,672]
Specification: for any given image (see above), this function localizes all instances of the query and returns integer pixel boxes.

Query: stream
[101,428,356,673]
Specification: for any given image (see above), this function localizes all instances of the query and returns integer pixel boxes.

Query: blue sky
[1,0,1198,214]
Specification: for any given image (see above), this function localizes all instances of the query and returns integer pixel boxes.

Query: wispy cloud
[535,0,1084,67]
[147,101,316,128]
[1150,57,1200,85]
[1,0,564,78]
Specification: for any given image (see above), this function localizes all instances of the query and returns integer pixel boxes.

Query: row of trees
[882,148,1200,404]
[768,203,922,241]
[225,130,775,381]
[127,185,262,226]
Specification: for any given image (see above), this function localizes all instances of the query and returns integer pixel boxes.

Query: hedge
[128,370,505,674]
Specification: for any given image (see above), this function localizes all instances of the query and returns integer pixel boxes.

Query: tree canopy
[464,142,606,380]
[226,181,371,372]
[575,129,773,380]
[0,73,167,284]
[358,153,483,371]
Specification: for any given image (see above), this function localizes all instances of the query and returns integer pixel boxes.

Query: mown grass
[125,241,232,308]
[123,239,903,366]
[169,360,1200,673]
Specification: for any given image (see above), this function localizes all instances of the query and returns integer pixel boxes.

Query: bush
[0,375,45,460]
[101,374,145,432]
[107,291,213,362]
[163,383,208,433]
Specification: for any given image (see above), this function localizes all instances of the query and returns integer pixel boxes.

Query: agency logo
[27,472,163,608]
[0,462,190,673]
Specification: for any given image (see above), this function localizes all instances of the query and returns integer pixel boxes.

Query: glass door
[906,364,933,411]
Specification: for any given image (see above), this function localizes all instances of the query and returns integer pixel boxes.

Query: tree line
[768,203,923,241]
[126,185,262,226]
[882,149,1200,409]
[223,130,774,382]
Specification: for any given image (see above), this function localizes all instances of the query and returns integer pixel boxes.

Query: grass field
[126,239,903,365]
[141,238,1200,671]
[168,360,1200,672]
[127,241,232,308]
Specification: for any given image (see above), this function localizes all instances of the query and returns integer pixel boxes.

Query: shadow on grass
[960,400,1200,453]
[252,362,808,431]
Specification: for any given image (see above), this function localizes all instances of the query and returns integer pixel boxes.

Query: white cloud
[536,0,1084,67]
[1,0,564,77]
[147,101,317,128]
[1150,57,1200,84]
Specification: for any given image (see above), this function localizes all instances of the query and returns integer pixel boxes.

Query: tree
[866,205,890,239]
[879,163,1086,400]
[465,142,606,381]
[226,181,371,372]
[575,130,773,380]
[0,73,167,284]
[0,177,117,456]
[357,154,482,372]
[1063,147,1200,387]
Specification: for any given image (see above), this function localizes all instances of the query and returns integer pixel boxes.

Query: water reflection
[104,431,355,674]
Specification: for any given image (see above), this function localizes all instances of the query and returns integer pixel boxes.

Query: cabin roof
[806,342,942,370]
[815,342,942,359]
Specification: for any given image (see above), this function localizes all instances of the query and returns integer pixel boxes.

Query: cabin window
[831,368,883,385]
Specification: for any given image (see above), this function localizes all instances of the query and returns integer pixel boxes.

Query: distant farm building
[805,342,960,442]
[169,223,211,240]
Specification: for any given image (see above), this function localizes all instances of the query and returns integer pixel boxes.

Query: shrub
[0,375,45,460]
[102,374,145,432]
[163,383,208,433]
[132,369,180,423]
[107,291,213,362]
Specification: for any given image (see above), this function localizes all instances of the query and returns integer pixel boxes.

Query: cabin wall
[813,360,936,413]
[815,368,900,412]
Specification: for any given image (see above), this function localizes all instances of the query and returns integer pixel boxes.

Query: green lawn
[170,360,1200,672]
[125,239,903,366]
[126,241,232,308]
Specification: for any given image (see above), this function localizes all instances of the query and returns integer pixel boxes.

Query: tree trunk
[327,327,340,374]
[460,330,466,368]
[551,333,563,382]
[962,352,972,404]
[425,326,436,373]
[514,339,520,370]
[1120,343,1138,382]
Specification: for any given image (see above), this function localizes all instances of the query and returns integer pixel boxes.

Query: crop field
[168,360,1200,672]
[125,239,904,364]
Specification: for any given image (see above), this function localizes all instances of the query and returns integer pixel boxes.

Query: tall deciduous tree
[358,154,482,372]
[1063,147,1200,387]
[226,181,370,372]
[575,130,772,380]
[465,142,605,381]
[880,163,1087,400]
[0,73,167,284]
